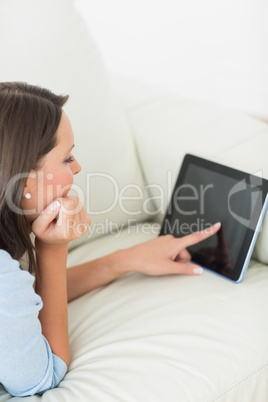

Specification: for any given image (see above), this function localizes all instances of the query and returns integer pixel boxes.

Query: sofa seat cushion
[67,259,268,402]
[1,223,267,401]
[66,226,268,402]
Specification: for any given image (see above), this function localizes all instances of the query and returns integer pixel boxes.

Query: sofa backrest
[0,0,152,248]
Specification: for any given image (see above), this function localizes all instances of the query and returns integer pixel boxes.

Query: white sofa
[1,0,268,401]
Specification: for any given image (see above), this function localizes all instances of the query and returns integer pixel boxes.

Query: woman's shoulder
[0,249,21,273]
[0,249,41,315]
[0,249,32,280]
[0,249,33,278]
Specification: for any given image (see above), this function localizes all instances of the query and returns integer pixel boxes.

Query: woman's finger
[174,248,191,262]
[179,222,221,249]
[32,200,61,235]
[165,260,204,275]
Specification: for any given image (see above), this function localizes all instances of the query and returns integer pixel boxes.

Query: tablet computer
[159,154,268,282]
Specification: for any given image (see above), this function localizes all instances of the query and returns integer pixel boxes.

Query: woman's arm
[32,197,91,367]
[67,222,221,302]
[66,250,127,302]
[35,241,70,366]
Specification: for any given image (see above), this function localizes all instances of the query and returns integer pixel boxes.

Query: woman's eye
[65,155,74,164]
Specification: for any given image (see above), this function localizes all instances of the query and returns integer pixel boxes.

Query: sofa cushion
[66,237,268,402]
[0,0,150,247]
[2,225,268,401]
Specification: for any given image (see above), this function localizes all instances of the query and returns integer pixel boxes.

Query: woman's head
[21,109,81,220]
[0,82,80,272]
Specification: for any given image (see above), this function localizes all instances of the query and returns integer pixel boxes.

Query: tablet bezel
[159,154,268,282]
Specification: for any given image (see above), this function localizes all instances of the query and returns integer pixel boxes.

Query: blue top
[0,250,67,397]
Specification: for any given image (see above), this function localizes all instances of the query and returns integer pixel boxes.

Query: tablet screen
[160,154,268,281]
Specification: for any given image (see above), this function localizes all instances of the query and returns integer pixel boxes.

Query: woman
[0,82,221,397]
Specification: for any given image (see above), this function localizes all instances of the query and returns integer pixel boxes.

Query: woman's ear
[22,170,37,199]
[23,183,31,199]
[21,170,39,222]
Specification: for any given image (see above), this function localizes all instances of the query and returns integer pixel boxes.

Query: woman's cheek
[40,167,74,207]
[54,170,74,197]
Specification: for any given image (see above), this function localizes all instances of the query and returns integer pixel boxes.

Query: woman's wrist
[35,239,69,283]
[105,249,133,276]
[35,237,69,256]
[109,247,140,275]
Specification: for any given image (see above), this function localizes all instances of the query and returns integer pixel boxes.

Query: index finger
[179,222,221,249]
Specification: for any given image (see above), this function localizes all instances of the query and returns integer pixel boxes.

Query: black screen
[160,155,267,280]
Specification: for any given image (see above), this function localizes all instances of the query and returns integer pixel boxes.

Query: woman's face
[22,111,81,221]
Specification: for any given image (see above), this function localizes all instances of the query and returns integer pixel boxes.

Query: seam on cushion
[208,361,268,401]
[214,130,268,159]
[112,107,159,221]
[125,117,157,214]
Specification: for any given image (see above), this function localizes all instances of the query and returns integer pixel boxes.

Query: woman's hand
[117,222,221,276]
[32,196,91,247]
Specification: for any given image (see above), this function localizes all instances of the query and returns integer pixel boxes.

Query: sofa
[1,0,268,401]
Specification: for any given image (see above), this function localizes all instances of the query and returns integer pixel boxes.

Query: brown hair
[0,82,69,273]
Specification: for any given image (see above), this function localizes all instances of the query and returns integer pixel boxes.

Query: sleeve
[0,250,67,397]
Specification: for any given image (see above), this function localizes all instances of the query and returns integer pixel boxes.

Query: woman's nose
[71,156,82,175]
